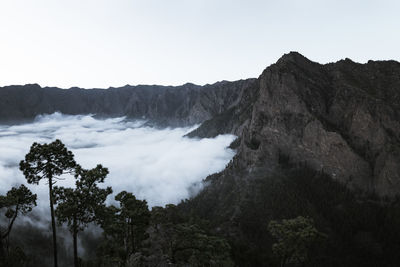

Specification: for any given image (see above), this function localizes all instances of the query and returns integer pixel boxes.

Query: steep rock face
[182,53,400,266]
[190,52,400,196]
[0,79,255,127]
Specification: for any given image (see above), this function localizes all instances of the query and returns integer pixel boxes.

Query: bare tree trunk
[5,235,9,255]
[73,217,78,267]
[49,177,58,267]
[2,204,19,256]
[0,239,5,260]
[280,256,287,267]
[130,223,135,254]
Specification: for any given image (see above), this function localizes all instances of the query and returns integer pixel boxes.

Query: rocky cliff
[0,79,255,127]
[182,53,400,266]
[189,52,400,197]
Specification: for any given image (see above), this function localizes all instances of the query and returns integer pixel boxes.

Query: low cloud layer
[0,113,236,214]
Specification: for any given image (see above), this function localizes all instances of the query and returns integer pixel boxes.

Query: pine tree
[0,185,37,259]
[19,139,76,267]
[53,164,112,267]
[268,216,326,267]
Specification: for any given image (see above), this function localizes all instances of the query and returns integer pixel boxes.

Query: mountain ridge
[0,79,255,127]
[1,53,399,196]
[2,52,400,266]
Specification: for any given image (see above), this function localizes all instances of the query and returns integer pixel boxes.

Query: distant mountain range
[0,78,254,127]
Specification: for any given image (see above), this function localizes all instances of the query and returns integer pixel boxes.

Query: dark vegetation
[178,159,400,267]
[20,140,77,267]
[53,165,112,267]
[2,140,400,267]
[0,140,234,267]
[0,185,37,265]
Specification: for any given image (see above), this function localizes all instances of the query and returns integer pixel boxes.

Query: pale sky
[0,0,399,89]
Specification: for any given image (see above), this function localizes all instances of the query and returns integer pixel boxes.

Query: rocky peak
[179,53,400,267]
[190,53,400,197]
[275,51,318,68]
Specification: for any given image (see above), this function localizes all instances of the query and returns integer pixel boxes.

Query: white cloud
[0,113,236,215]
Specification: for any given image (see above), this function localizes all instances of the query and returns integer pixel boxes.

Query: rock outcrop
[181,53,400,266]
[190,52,400,197]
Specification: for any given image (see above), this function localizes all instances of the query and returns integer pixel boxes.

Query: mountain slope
[189,52,400,196]
[0,79,255,127]
[182,52,400,266]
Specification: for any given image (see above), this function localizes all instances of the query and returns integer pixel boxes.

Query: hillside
[182,52,400,266]
[189,52,400,197]
[1,52,400,266]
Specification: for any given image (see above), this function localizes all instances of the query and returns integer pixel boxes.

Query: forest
[1,139,400,267]
[0,140,235,267]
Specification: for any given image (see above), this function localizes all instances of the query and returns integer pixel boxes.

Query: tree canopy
[268,216,326,266]
[19,139,77,267]
[0,185,37,264]
[98,191,151,265]
[20,139,76,185]
[54,164,112,267]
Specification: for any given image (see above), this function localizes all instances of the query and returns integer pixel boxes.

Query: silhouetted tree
[19,139,76,267]
[0,185,36,260]
[115,191,150,255]
[95,205,125,266]
[54,164,112,267]
[268,216,326,267]
[98,191,150,264]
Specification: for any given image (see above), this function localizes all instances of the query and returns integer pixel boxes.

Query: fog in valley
[0,113,236,218]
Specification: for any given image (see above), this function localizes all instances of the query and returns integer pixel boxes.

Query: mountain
[189,52,400,197]
[2,52,400,266]
[0,80,254,127]
[3,53,398,195]
[182,52,400,266]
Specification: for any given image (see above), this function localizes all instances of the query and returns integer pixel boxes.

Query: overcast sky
[0,0,399,89]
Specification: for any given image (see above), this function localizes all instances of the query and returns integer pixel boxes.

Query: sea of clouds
[0,112,236,215]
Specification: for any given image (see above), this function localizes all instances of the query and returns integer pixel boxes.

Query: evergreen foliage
[268,216,326,266]
[96,191,150,265]
[3,140,400,266]
[53,164,112,267]
[0,185,36,266]
[19,139,76,267]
